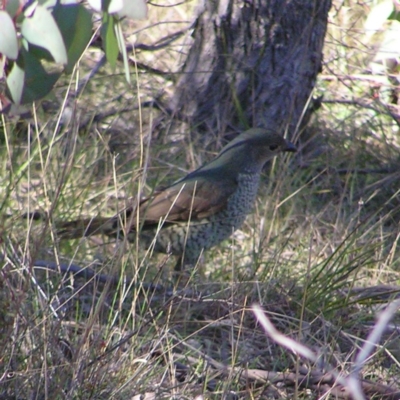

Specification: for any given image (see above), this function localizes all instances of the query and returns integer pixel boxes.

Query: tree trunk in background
[171,0,332,139]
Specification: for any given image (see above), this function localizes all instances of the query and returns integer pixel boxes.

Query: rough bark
[171,0,332,139]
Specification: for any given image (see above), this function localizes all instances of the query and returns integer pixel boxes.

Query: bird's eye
[269,144,278,151]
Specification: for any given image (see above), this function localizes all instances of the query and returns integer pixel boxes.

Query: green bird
[58,128,296,269]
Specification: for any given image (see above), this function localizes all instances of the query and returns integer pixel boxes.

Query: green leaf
[102,0,113,11]
[114,19,130,83]
[52,3,93,73]
[6,61,25,104]
[101,13,119,69]
[21,4,68,64]
[21,49,60,103]
[388,10,400,22]
[0,11,19,59]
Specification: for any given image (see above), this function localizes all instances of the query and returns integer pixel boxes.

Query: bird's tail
[56,217,118,239]
[23,211,136,240]
[58,209,142,240]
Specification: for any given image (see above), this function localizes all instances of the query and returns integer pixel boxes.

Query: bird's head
[211,128,296,173]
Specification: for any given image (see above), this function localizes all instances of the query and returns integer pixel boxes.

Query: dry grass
[1,0,400,399]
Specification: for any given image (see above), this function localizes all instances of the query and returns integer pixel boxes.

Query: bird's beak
[284,140,297,152]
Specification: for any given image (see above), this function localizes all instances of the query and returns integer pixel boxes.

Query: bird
[56,128,296,270]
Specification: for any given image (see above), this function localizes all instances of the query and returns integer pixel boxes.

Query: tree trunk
[171,0,332,139]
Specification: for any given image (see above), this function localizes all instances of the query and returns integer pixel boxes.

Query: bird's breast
[217,172,260,228]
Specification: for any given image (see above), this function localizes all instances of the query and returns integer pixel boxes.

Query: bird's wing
[139,176,237,226]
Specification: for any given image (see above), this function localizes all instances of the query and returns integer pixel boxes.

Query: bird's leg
[174,256,184,271]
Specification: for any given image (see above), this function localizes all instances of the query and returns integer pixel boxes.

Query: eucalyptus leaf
[6,61,25,104]
[87,0,102,12]
[115,20,130,83]
[115,0,147,19]
[53,3,93,72]
[21,4,68,64]
[21,49,61,103]
[101,13,119,69]
[0,11,19,59]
